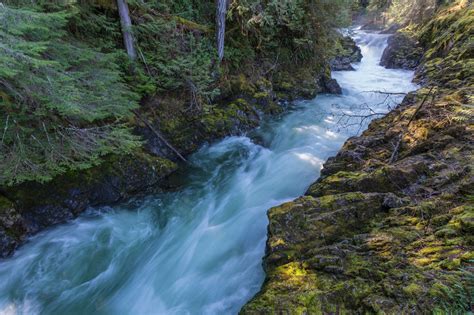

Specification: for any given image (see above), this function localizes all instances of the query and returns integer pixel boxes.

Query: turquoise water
[0,30,417,315]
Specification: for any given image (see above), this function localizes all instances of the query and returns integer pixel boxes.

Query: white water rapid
[0,29,417,315]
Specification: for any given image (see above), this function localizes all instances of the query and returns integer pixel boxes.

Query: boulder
[322,77,343,95]
[330,36,363,71]
[381,33,423,70]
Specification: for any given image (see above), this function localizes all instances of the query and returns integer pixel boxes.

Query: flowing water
[0,30,417,315]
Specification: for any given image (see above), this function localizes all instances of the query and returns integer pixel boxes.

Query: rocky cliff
[243,2,473,313]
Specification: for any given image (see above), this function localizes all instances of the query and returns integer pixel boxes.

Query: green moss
[198,98,260,138]
[403,283,423,296]
[279,82,293,90]
[231,74,257,95]
[325,171,365,182]
[386,226,421,243]
[253,91,269,99]
[322,193,368,210]
[172,16,211,33]
[435,227,459,238]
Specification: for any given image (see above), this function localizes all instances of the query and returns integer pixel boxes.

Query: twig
[361,90,407,95]
[264,52,280,75]
[185,78,201,112]
[137,46,153,77]
[389,133,402,164]
[1,115,9,146]
[407,87,435,127]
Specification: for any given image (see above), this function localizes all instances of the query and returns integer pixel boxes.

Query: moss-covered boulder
[330,35,363,71]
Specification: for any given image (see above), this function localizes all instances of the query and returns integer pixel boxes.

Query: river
[0,29,417,315]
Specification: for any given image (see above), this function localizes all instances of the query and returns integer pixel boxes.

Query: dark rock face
[272,62,342,99]
[380,24,401,34]
[321,76,342,95]
[330,36,363,71]
[381,33,423,70]
[0,154,177,258]
[361,21,384,31]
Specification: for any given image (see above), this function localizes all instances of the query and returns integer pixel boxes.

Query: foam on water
[0,29,417,315]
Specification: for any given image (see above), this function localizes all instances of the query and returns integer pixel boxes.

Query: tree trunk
[117,0,136,60]
[216,0,228,62]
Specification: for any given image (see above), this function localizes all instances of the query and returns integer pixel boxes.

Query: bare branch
[1,115,9,146]
[361,90,407,95]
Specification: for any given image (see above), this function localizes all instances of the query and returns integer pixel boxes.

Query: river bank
[242,2,473,313]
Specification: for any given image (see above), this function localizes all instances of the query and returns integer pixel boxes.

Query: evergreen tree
[0,3,140,185]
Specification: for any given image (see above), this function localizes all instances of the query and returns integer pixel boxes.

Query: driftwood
[133,111,187,163]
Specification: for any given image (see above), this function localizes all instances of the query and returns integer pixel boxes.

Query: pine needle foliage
[0,3,140,186]
[226,0,354,68]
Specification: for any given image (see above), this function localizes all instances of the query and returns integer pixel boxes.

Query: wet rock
[321,77,342,95]
[380,24,401,34]
[381,33,423,70]
[331,36,363,71]
[273,63,336,100]
[361,21,384,31]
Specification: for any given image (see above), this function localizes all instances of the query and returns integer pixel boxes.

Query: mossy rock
[2,152,177,237]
